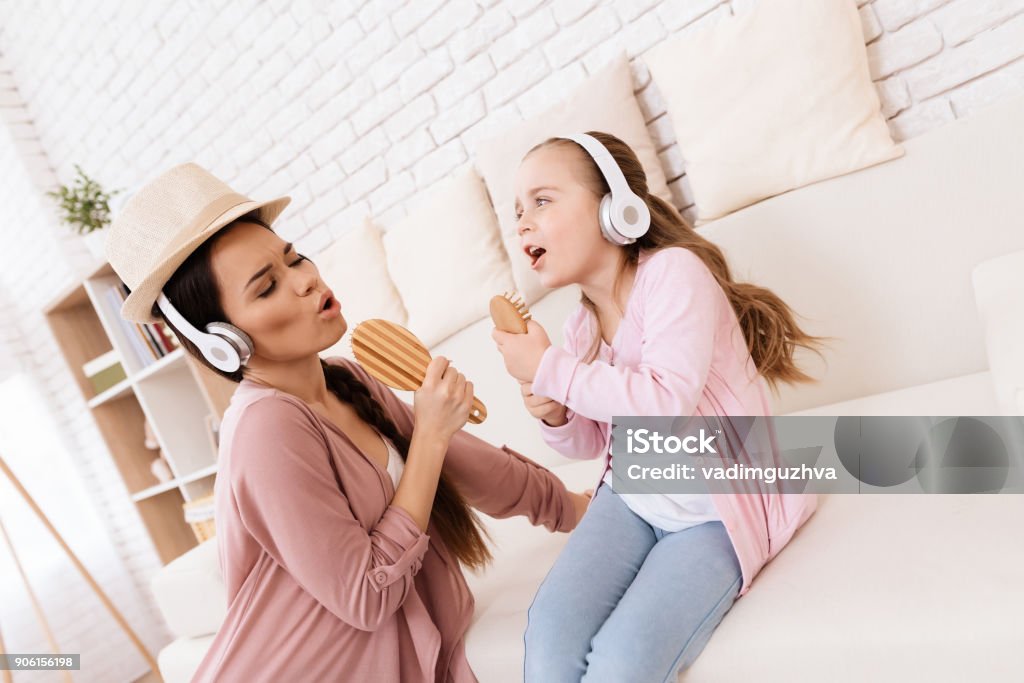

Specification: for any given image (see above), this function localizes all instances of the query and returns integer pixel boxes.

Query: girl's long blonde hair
[527,131,830,396]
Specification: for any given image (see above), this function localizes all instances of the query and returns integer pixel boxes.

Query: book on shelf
[135,320,159,361]
[82,348,127,394]
[152,320,180,351]
[144,320,163,356]
[99,282,181,368]
[102,285,149,366]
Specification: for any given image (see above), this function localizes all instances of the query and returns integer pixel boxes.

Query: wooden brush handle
[468,397,486,424]
[352,319,488,424]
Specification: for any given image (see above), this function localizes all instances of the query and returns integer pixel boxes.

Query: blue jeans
[524,482,742,682]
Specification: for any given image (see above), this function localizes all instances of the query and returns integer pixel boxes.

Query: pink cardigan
[191,356,578,682]
[532,246,818,597]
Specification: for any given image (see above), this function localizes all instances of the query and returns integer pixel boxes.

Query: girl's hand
[413,356,474,441]
[519,381,568,426]
[491,319,552,383]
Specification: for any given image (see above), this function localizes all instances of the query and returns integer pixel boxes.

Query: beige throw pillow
[381,165,515,348]
[318,216,409,361]
[644,0,904,225]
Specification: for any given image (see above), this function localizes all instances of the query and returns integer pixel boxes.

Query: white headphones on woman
[156,292,254,373]
[561,133,651,245]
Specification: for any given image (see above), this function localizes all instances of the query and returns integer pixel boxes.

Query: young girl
[491,131,826,681]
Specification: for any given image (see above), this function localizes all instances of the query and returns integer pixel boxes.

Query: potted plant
[45,163,123,261]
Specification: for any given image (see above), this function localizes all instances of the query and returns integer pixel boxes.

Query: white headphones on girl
[156,292,254,373]
[562,133,651,245]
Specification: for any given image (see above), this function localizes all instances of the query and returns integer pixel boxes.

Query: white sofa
[151,93,1024,682]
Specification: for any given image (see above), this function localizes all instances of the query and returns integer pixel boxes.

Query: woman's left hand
[491,319,552,383]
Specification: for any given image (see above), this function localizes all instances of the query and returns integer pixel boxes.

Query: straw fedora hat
[105,162,291,324]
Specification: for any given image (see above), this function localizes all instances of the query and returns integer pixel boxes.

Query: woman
[104,162,591,682]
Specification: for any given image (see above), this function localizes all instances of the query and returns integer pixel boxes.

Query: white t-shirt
[596,338,720,532]
[376,430,404,489]
[602,466,720,532]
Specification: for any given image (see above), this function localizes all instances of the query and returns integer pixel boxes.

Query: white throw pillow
[317,217,408,361]
[473,53,673,305]
[382,166,516,348]
[644,0,904,225]
[971,250,1024,416]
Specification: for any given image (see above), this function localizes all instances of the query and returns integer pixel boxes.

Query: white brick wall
[0,54,170,683]
[1,0,1022,678]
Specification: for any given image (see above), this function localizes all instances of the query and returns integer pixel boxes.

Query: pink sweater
[532,246,818,597]
[191,356,578,682]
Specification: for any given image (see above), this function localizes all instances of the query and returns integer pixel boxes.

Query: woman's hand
[413,356,474,442]
[568,488,594,525]
[396,357,470,532]
[491,319,552,383]
[519,381,568,427]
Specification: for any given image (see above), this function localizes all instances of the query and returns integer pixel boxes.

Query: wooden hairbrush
[490,291,532,334]
[350,319,487,424]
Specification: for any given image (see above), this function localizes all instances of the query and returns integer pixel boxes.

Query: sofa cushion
[971,249,1024,415]
[150,537,225,639]
[318,216,409,361]
[381,165,515,348]
[684,492,1024,681]
[644,0,903,224]
[158,634,215,683]
[473,53,673,306]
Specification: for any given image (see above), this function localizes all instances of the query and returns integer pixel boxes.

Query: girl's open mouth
[528,246,547,269]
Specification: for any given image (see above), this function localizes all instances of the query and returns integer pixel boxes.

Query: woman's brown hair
[526,131,831,396]
[149,215,493,570]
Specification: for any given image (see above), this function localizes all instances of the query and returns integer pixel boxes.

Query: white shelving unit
[44,260,238,563]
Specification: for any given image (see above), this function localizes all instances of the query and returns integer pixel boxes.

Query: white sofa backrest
[699,93,1024,414]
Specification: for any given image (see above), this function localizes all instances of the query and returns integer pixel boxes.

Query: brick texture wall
[0,0,1021,679]
[0,55,169,683]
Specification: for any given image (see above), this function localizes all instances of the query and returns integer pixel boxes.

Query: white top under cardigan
[376,430,404,490]
[596,339,721,533]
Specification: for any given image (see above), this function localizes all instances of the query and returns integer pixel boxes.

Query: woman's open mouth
[319,294,341,319]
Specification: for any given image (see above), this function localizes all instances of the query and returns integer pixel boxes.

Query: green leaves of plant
[45,163,123,235]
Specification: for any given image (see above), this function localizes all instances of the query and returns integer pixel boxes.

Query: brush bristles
[501,291,531,321]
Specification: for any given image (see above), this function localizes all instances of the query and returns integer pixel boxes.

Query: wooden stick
[0,455,162,680]
[0,620,13,683]
[0,516,72,682]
